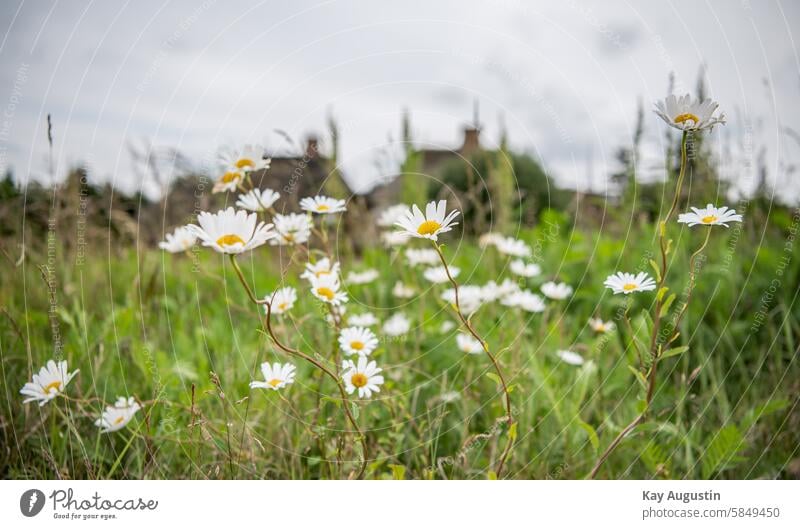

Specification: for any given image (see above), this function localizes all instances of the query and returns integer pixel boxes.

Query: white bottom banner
[3,480,798,528]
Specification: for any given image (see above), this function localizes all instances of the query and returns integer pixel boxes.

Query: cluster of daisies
[251,256,387,399]
[22,95,740,430]
[20,360,142,433]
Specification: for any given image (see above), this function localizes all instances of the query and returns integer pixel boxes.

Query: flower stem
[228,255,368,479]
[589,130,689,479]
[432,243,515,477]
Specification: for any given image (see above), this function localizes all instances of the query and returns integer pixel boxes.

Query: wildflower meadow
[2,91,798,482]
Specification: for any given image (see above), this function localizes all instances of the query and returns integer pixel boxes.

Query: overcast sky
[1,0,799,202]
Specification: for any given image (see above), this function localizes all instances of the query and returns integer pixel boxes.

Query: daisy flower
[348,312,379,327]
[481,279,521,302]
[249,362,296,391]
[158,226,197,253]
[236,188,280,212]
[392,281,415,299]
[301,258,340,282]
[502,290,546,313]
[346,269,380,285]
[310,274,348,306]
[604,272,657,295]
[510,259,541,278]
[556,350,584,366]
[20,360,79,406]
[339,326,379,356]
[479,232,504,248]
[654,94,726,132]
[342,357,384,398]
[265,287,297,315]
[677,204,743,227]
[456,333,483,354]
[395,200,460,241]
[95,396,141,433]
[439,320,456,334]
[541,281,573,300]
[405,248,440,267]
[223,144,271,173]
[189,208,276,254]
[423,265,459,284]
[271,213,311,246]
[589,317,615,333]
[377,204,411,227]
[383,313,410,337]
[382,230,411,247]
[442,285,484,315]
[213,168,244,194]
[300,195,346,214]
[496,236,531,258]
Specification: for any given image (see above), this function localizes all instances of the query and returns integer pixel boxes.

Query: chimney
[305,136,320,159]
[460,127,480,155]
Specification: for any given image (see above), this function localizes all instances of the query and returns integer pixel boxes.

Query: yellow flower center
[351,373,368,388]
[595,324,606,332]
[701,215,718,224]
[278,302,289,311]
[622,283,637,292]
[113,416,125,425]
[350,341,364,351]
[221,171,240,184]
[316,287,335,300]
[673,113,700,125]
[43,381,62,394]
[268,378,282,388]
[235,158,255,169]
[284,232,295,242]
[417,220,442,236]
[316,204,330,212]
[216,234,246,247]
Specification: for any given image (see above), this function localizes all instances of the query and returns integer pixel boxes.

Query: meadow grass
[1,208,798,479]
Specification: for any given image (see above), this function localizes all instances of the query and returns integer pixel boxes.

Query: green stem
[229,255,367,479]
[432,243,515,477]
[589,131,689,479]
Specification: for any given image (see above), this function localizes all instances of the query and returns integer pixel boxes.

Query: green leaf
[627,365,648,390]
[656,286,668,302]
[701,424,746,479]
[577,420,599,452]
[741,398,790,433]
[388,464,406,480]
[660,293,677,317]
[350,401,360,420]
[650,260,662,283]
[485,372,501,386]
[487,470,498,480]
[508,422,518,441]
[661,345,688,359]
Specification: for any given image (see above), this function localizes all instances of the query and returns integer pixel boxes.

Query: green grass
[1,209,798,479]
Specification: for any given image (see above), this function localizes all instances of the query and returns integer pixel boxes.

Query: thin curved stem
[432,243,514,476]
[229,255,367,479]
